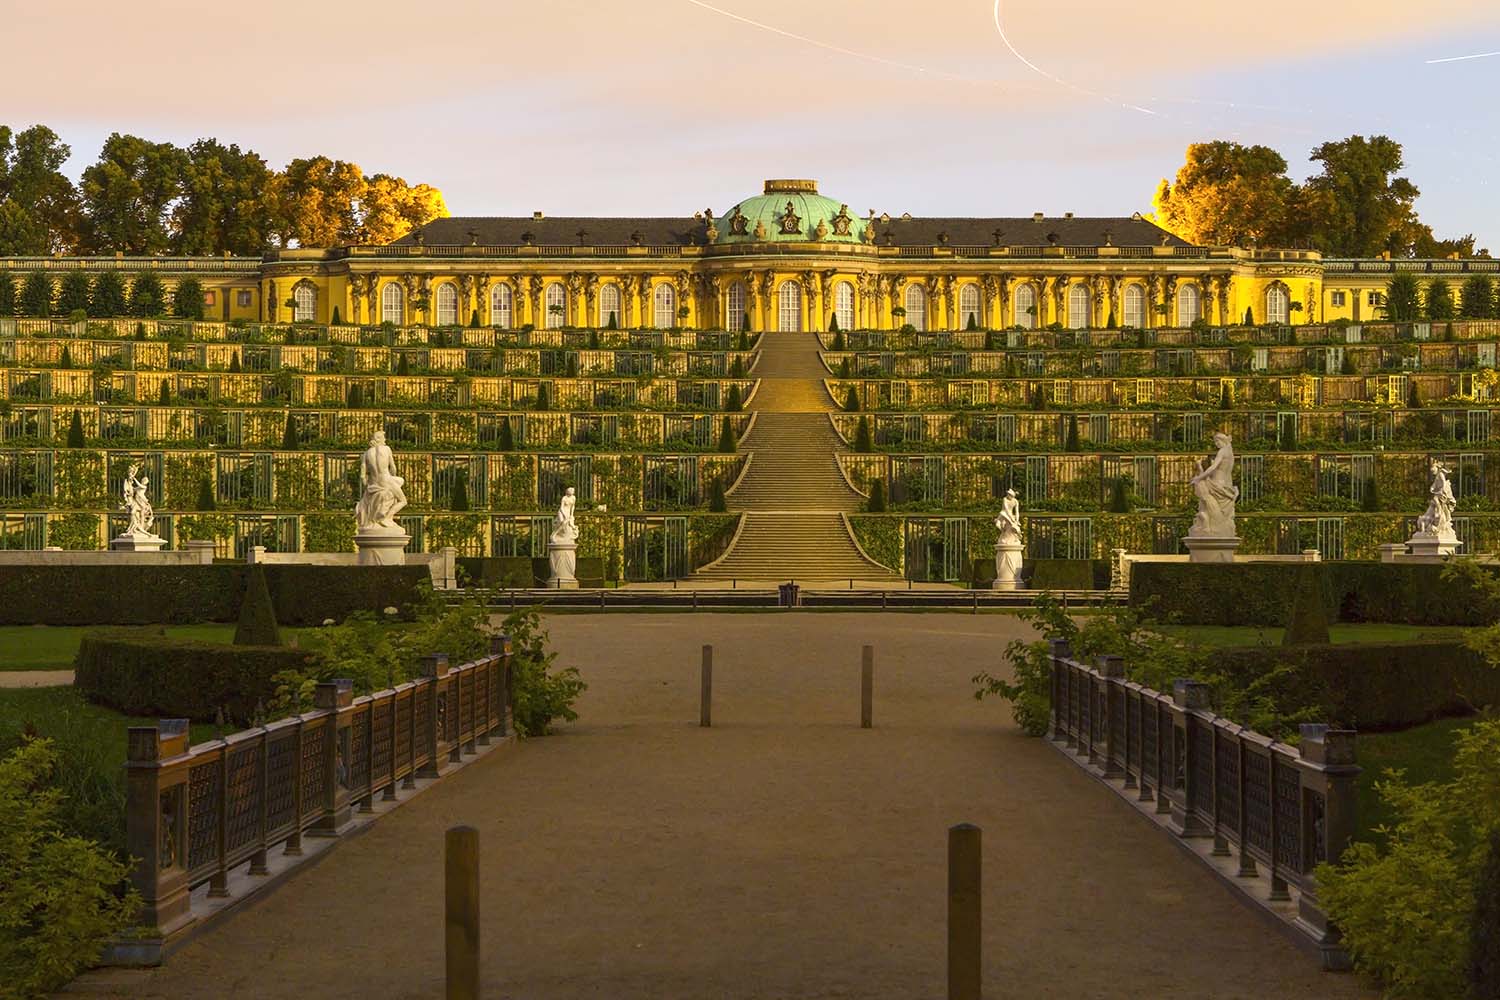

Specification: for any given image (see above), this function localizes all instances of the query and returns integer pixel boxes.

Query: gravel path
[90,613,1375,999]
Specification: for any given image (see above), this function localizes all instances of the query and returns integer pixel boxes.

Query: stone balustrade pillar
[125,720,195,938]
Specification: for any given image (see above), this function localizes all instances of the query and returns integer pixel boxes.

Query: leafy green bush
[75,629,314,723]
[1029,559,1094,591]
[1473,828,1500,999]
[1318,719,1500,999]
[0,739,137,1000]
[1283,564,1331,645]
[504,608,585,737]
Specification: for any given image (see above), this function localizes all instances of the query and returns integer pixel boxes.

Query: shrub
[725,384,741,412]
[854,415,872,453]
[331,305,342,325]
[228,351,241,373]
[831,328,844,350]
[1107,476,1130,513]
[1473,828,1500,999]
[172,277,204,319]
[66,409,84,448]
[87,272,126,317]
[1283,565,1331,645]
[455,557,533,589]
[535,382,548,409]
[19,273,52,317]
[1318,719,1500,1000]
[504,608,586,737]
[497,415,515,451]
[0,273,14,315]
[708,477,727,513]
[55,272,91,315]
[866,479,886,513]
[1408,380,1422,409]
[47,513,99,550]
[843,386,859,412]
[194,475,216,511]
[966,313,979,331]
[74,630,314,723]
[396,353,411,376]
[281,412,299,450]
[128,273,164,318]
[0,739,137,1000]
[468,309,479,327]
[1064,414,1079,452]
[1243,306,1254,325]
[449,472,470,511]
[1218,382,1231,409]
[234,565,282,646]
[717,415,735,453]
[1029,559,1094,591]
[158,380,170,405]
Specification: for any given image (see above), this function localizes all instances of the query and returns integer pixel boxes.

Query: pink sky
[5,0,1499,245]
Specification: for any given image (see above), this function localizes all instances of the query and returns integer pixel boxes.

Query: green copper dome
[714,180,868,244]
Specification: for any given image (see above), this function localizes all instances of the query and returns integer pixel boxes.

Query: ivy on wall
[47,511,100,549]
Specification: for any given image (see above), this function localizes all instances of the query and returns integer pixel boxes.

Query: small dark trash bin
[778,582,801,608]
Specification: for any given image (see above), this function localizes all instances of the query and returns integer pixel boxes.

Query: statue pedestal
[992,540,1025,591]
[355,529,409,566]
[110,531,167,553]
[1404,532,1461,563]
[1184,535,1240,564]
[546,539,579,589]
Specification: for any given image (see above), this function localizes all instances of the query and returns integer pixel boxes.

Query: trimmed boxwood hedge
[1028,558,1111,591]
[1214,639,1500,730]
[0,564,429,626]
[1131,562,1500,626]
[458,556,606,588]
[74,630,317,723]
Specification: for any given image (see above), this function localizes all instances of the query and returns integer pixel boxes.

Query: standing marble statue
[1406,458,1461,559]
[992,488,1025,590]
[1184,432,1241,562]
[547,487,581,588]
[353,431,410,565]
[123,464,155,536]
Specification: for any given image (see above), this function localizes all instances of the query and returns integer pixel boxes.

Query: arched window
[834,280,855,331]
[490,283,512,328]
[1122,284,1145,328]
[544,283,566,328]
[598,284,620,328]
[1177,284,1201,327]
[726,282,746,331]
[778,281,802,332]
[434,282,458,326]
[1014,284,1037,329]
[1266,285,1289,325]
[1068,284,1091,330]
[959,283,981,329]
[904,284,927,331]
[653,284,677,328]
[293,282,316,322]
[380,282,404,325]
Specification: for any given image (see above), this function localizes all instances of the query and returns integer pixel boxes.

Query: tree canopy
[1154,134,1480,259]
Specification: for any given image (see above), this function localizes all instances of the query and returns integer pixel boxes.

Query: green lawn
[0,623,323,671]
[1355,715,1480,843]
[1158,623,1470,649]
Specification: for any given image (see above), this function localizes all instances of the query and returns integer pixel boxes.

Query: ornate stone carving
[355,431,408,533]
[752,219,767,240]
[728,205,749,236]
[831,204,853,236]
[778,200,802,235]
[1188,433,1238,539]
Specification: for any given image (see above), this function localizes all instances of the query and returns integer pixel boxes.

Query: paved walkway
[0,669,74,688]
[87,614,1374,999]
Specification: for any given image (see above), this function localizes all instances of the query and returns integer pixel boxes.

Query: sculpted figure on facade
[355,431,408,532]
[1188,432,1238,538]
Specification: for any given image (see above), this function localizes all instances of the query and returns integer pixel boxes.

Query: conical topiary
[854,415,872,453]
[725,384,742,411]
[228,352,241,373]
[196,475,216,511]
[281,412,298,450]
[234,565,282,647]
[866,479,887,513]
[1470,828,1500,999]
[1243,306,1254,326]
[158,380,170,405]
[1282,564,1331,646]
[843,386,859,412]
[331,305,342,326]
[718,415,736,453]
[67,409,85,448]
[1107,476,1130,513]
[498,415,515,451]
[1219,382,1232,410]
[708,477,727,513]
[450,472,470,511]
[831,328,844,350]
[829,314,841,334]
[1064,414,1080,452]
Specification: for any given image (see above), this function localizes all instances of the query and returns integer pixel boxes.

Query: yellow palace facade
[3,179,1493,330]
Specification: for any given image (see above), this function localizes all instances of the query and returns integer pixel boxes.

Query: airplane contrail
[1427,50,1500,64]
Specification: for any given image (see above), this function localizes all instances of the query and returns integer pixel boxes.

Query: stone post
[184,538,216,564]
[1293,724,1360,969]
[488,634,512,739]
[418,654,449,778]
[1168,679,1213,837]
[1098,655,1125,778]
[125,720,195,938]
[1047,638,1071,743]
[311,679,354,836]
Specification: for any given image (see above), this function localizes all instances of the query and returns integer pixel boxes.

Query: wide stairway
[693,333,898,583]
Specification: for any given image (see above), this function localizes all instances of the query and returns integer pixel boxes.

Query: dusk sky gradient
[5,0,1499,247]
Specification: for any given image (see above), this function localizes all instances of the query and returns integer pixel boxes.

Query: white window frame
[599,284,621,327]
[958,283,980,329]
[653,284,676,329]
[544,283,566,328]
[293,283,316,322]
[434,282,458,326]
[1068,284,1090,330]
[726,282,746,331]
[1014,284,1036,329]
[1122,284,1144,328]
[1266,286,1289,324]
[490,283,512,328]
[904,284,927,331]
[380,282,404,325]
[778,281,802,331]
[835,280,855,331]
[1177,285,1201,327]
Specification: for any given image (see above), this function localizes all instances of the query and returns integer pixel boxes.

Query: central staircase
[692,333,898,583]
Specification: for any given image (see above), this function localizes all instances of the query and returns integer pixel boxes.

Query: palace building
[3,179,1491,331]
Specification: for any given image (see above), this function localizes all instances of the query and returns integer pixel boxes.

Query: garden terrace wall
[1129,561,1500,626]
[0,563,429,625]
[123,645,511,947]
[1047,642,1358,968]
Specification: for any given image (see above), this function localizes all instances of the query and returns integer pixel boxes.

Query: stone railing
[1047,641,1359,969]
[124,638,512,945]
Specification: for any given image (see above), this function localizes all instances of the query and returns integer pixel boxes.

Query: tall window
[1177,284,1201,326]
[490,283,512,328]
[1266,285,1289,324]
[1014,284,1036,329]
[778,281,802,331]
[599,284,621,327]
[434,282,458,326]
[727,282,746,330]
[293,283,316,322]
[905,284,927,331]
[544,283,566,328]
[380,283,404,325]
[834,280,855,331]
[1068,284,1091,330]
[653,283,676,328]
[1122,284,1144,328]
[959,283,981,329]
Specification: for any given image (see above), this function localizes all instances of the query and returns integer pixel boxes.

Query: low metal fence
[125,637,512,939]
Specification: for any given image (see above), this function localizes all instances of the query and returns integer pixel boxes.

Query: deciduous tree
[55,271,91,315]
[1425,278,1455,321]
[88,271,126,317]
[19,272,51,316]
[1300,135,1420,258]
[173,139,276,255]
[79,133,188,253]
[1462,275,1495,319]
[1384,272,1421,321]
[0,124,81,253]
[1153,141,1295,246]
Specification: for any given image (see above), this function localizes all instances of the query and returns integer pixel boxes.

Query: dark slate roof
[390,213,1190,248]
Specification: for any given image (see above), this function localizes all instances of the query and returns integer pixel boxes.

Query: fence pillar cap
[1096,654,1125,678]
[127,719,190,762]
[1299,724,1357,766]
[1172,678,1212,710]
[1047,638,1072,659]
[489,634,512,657]
[315,679,354,710]
[419,652,450,677]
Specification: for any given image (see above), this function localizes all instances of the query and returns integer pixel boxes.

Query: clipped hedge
[1131,562,1500,626]
[1029,558,1110,591]
[1214,639,1500,730]
[0,564,429,626]
[74,630,317,723]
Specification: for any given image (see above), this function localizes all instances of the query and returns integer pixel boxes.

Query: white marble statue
[1188,432,1239,538]
[551,486,580,544]
[1414,459,1458,540]
[354,431,408,532]
[994,488,1024,545]
[122,464,155,536]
